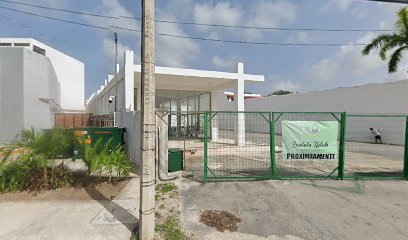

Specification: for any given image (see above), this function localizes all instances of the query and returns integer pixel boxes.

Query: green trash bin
[168,148,183,172]
[73,127,125,160]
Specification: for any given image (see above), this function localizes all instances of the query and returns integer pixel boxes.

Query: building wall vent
[33,45,46,55]
[14,43,30,47]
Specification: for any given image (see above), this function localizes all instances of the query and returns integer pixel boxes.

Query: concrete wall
[0,38,85,110]
[216,80,408,145]
[0,48,24,141]
[43,43,84,110]
[247,80,408,114]
[0,48,59,143]
[117,111,141,169]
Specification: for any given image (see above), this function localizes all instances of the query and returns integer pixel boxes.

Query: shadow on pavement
[85,184,138,232]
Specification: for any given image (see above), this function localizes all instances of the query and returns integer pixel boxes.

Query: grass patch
[155,217,187,240]
[156,183,177,194]
[130,231,138,240]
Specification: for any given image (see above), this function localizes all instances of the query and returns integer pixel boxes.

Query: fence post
[404,116,408,180]
[203,111,209,184]
[338,112,346,180]
[269,112,276,179]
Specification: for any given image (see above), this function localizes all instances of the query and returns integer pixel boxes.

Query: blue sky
[0,0,406,98]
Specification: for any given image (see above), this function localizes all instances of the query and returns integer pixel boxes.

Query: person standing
[370,127,382,144]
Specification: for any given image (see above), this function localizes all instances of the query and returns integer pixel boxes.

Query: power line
[0,0,119,19]
[110,26,368,46]
[121,15,394,32]
[0,13,114,50]
[0,0,394,32]
[0,4,372,47]
[0,5,110,30]
[367,0,408,3]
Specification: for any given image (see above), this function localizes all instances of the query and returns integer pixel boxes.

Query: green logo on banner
[282,121,339,160]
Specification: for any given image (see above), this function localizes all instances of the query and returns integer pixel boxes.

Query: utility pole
[114,32,118,127]
[139,0,155,239]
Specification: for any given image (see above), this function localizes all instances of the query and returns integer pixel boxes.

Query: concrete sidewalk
[0,178,139,240]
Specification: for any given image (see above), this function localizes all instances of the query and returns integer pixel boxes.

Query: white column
[124,50,135,112]
[136,86,142,111]
[211,90,219,142]
[234,62,245,146]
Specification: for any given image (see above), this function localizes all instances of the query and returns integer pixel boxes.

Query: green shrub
[0,158,32,192]
[0,128,75,192]
[42,128,75,159]
[83,138,132,181]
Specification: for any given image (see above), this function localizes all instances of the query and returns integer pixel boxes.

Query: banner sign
[282,121,339,160]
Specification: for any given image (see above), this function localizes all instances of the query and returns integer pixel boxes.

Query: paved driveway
[180,179,408,240]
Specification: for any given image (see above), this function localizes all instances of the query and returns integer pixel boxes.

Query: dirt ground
[0,178,130,201]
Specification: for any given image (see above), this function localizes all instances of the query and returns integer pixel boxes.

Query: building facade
[0,38,85,143]
[86,50,264,165]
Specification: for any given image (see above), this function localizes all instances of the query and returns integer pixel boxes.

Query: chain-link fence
[156,111,206,181]
[344,115,408,179]
[155,111,408,183]
[273,112,345,179]
[204,112,273,181]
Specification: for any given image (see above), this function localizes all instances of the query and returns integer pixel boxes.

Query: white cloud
[308,58,340,83]
[155,12,200,68]
[286,32,313,44]
[306,32,407,87]
[11,0,69,17]
[249,0,297,27]
[101,37,136,65]
[321,0,353,13]
[193,0,298,41]
[263,75,302,94]
[211,55,238,71]
[275,80,302,92]
[194,2,242,33]
[245,0,298,40]
[84,0,139,36]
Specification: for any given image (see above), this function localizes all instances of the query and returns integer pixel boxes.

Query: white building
[86,50,265,165]
[0,38,85,143]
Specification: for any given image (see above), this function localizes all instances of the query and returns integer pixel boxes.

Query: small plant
[156,183,177,194]
[155,217,187,240]
[83,138,132,181]
[0,128,75,192]
[0,157,34,192]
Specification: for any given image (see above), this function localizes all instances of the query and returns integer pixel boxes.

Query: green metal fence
[203,111,408,182]
[156,111,206,181]
[272,112,346,180]
[344,115,408,180]
[204,112,273,182]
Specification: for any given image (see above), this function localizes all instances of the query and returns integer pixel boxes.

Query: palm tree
[362,7,408,73]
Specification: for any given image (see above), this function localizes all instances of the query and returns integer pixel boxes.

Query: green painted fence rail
[201,111,408,183]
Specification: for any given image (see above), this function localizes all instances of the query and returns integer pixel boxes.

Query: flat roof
[133,64,264,91]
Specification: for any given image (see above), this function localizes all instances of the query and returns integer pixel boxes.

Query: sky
[0,0,407,99]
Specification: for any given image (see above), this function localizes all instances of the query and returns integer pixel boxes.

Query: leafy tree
[266,90,293,96]
[362,7,408,73]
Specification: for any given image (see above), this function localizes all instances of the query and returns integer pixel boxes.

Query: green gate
[272,112,346,180]
[203,111,408,182]
[203,111,347,182]
[203,112,273,182]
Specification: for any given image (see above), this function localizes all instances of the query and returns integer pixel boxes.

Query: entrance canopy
[133,65,264,92]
